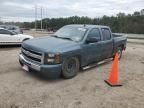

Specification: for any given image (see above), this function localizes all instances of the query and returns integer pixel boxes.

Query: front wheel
[62,57,80,79]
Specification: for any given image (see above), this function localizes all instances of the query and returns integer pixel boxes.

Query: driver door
[82,28,103,65]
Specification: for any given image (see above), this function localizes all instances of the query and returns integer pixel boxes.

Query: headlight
[46,53,60,64]
[48,54,55,57]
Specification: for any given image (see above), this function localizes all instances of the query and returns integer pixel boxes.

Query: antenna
[41,7,43,31]
[35,5,37,31]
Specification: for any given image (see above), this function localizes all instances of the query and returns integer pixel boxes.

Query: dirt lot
[0,43,144,108]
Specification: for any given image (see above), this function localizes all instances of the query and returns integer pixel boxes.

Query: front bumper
[19,54,62,78]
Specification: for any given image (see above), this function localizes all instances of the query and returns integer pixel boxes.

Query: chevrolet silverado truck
[19,24,127,79]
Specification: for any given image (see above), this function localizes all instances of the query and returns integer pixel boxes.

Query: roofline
[65,24,109,28]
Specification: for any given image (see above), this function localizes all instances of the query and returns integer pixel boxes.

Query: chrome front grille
[21,47,43,64]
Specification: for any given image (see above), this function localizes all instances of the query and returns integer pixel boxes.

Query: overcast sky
[0,0,144,22]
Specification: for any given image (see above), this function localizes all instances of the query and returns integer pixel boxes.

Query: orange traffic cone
[104,52,122,87]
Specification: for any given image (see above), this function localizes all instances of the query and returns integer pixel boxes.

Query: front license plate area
[22,65,29,72]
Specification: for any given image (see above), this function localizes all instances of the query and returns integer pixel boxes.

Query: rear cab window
[101,28,111,41]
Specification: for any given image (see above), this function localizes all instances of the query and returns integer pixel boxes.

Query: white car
[0,28,33,45]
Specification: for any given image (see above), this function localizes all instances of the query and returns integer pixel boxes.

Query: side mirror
[86,37,98,43]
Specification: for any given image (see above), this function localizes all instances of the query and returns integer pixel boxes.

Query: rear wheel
[113,47,122,60]
[117,47,122,59]
[62,57,80,79]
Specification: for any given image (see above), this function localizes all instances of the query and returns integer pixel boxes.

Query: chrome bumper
[19,54,40,71]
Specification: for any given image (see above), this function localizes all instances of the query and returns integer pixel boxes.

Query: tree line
[3,11,144,34]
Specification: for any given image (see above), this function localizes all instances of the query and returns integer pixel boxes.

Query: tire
[117,47,122,59]
[113,47,123,60]
[62,57,80,79]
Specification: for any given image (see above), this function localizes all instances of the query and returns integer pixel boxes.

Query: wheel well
[23,38,29,41]
[118,44,124,50]
[75,55,82,68]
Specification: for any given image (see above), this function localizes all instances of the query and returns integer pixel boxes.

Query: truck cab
[82,26,114,64]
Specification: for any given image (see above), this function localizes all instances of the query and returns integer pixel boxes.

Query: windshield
[54,26,87,42]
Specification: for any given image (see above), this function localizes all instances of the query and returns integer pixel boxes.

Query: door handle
[89,43,96,45]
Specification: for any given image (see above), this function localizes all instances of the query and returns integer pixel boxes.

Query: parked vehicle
[0,25,23,34]
[19,24,127,79]
[0,28,33,45]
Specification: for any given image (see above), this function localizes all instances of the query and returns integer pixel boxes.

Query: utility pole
[0,17,1,24]
[41,7,43,31]
[35,5,37,31]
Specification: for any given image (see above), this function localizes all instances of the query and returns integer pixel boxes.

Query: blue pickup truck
[19,24,127,79]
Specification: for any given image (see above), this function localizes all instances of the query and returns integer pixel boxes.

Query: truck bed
[112,33,127,54]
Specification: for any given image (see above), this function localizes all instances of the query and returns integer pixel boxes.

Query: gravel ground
[0,43,144,108]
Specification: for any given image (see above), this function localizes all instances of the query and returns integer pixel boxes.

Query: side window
[87,28,101,41]
[101,28,111,40]
[0,29,11,35]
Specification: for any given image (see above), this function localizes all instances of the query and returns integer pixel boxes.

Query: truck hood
[22,36,79,53]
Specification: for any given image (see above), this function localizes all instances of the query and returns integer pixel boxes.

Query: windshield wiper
[52,35,73,41]
[58,37,73,41]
